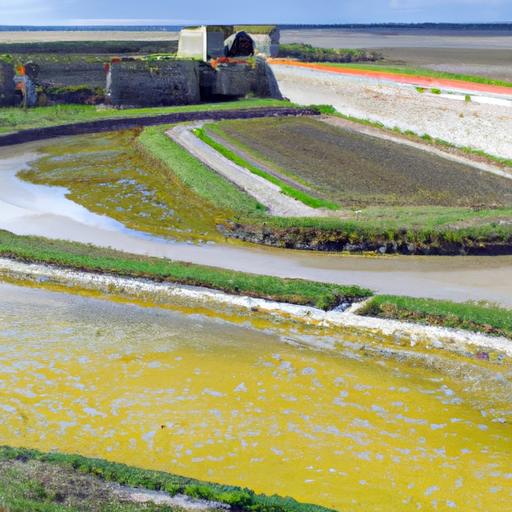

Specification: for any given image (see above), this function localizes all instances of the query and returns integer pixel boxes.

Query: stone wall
[0,61,15,107]
[107,60,201,107]
[0,107,318,147]
[213,57,283,99]
[250,27,280,58]
[38,62,107,88]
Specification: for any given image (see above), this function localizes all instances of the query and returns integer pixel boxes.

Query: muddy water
[11,131,225,243]
[2,140,512,306]
[1,282,511,511]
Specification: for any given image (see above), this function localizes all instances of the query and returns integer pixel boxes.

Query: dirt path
[166,123,327,217]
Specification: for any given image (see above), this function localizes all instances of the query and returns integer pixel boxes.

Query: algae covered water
[0,282,511,511]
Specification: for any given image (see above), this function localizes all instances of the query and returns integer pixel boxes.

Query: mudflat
[281,27,512,49]
[0,30,179,43]
[281,28,512,80]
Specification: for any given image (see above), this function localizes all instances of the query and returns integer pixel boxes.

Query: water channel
[0,131,512,510]
[1,137,512,306]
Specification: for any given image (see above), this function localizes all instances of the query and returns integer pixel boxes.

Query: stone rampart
[0,61,15,107]
[213,57,283,99]
[107,60,201,107]
[38,62,106,88]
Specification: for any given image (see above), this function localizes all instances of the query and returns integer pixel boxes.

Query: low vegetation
[211,117,512,208]
[137,126,266,220]
[0,230,372,309]
[358,295,512,340]
[0,445,335,512]
[278,43,382,63]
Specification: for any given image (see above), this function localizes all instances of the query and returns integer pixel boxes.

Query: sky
[0,0,511,26]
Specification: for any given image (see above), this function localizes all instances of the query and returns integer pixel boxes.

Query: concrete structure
[224,27,280,58]
[13,75,37,108]
[0,61,15,107]
[178,25,280,60]
[177,26,230,61]
[106,60,201,107]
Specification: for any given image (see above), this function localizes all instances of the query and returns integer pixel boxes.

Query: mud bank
[225,223,512,256]
[2,257,510,359]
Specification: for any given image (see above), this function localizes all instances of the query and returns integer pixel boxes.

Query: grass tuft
[358,295,512,339]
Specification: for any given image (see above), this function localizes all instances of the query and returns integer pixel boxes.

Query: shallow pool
[0,282,510,511]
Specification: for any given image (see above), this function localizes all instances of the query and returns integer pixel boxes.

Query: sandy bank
[1,257,510,359]
[0,31,179,43]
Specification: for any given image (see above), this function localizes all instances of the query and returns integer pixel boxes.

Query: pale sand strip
[1,258,510,358]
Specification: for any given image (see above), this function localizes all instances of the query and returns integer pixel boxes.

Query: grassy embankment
[0,229,371,310]
[0,99,292,135]
[0,445,334,512]
[358,295,512,341]
[2,229,511,338]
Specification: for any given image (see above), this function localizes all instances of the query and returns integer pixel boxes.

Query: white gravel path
[2,258,510,359]
[271,64,512,161]
[166,123,325,217]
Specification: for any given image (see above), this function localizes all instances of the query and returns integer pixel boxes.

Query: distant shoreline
[1,22,512,32]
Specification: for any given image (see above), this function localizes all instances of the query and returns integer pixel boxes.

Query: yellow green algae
[16,130,226,243]
[0,281,511,511]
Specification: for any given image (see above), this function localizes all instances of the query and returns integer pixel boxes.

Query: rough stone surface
[251,30,280,58]
[37,61,106,88]
[107,60,201,107]
[213,57,282,99]
[0,61,15,107]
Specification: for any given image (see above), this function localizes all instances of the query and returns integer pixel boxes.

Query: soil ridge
[0,106,318,147]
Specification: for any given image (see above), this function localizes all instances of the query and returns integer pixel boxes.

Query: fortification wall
[0,61,15,107]
[107,60,200,107]
[213,58,282,99]
[38,61,107,88]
